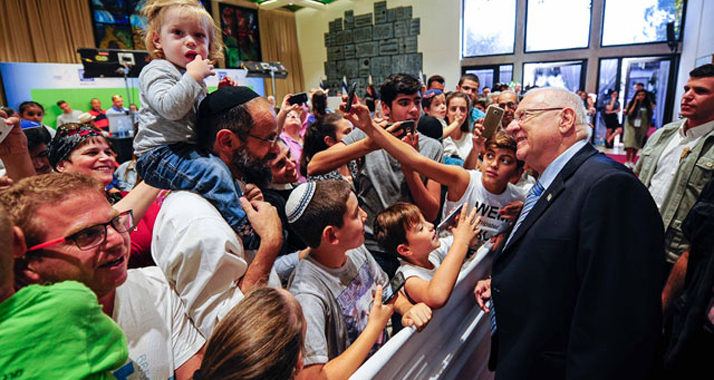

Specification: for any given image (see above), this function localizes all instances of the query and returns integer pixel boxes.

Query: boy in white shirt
[375,202,481,309]
[344,98,525,247]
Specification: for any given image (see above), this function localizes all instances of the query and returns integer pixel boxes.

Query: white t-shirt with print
[112,266,205,380]
[443,170,525,247]
[396,235,454,284]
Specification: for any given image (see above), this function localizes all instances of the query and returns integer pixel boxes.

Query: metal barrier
[351,247,495,380]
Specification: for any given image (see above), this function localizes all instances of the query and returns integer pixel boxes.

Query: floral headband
[47,123,105,169]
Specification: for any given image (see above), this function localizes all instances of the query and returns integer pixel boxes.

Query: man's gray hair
[527,87,590,140]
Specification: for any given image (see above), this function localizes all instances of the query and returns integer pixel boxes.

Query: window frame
[521,59,588,93]
[461,0,518,58]
[461,64,515,89]
[599,0,688,48]
[523,0,594,54]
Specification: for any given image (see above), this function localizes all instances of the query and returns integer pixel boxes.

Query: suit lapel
[497,144,599,260]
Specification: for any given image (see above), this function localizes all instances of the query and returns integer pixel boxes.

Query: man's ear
[214,129,241,154]
[558,108,577,134]
[12,226,26,260]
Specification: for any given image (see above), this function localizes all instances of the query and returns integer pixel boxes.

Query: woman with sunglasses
[47,123,161,268]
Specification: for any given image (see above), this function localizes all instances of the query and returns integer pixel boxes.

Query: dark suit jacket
[491,143,664,380]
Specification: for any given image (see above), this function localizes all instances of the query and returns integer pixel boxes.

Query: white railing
[351,247,495,380]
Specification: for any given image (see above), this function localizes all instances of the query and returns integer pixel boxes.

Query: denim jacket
[636,119,714,263]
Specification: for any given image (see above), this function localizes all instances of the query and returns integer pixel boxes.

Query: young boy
[286,180,432,380]
[345,99,525,247]
[375,202,481,309]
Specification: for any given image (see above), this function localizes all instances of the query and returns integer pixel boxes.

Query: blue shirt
[539,139,589,191]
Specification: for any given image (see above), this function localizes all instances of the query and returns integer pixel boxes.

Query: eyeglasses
[513,107,564,123]
[27,210,135,252]
[247,133,279,145]
[498,102,518,110]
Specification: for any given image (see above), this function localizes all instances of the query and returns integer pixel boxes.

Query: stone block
[359,58,371,77]
[344,10,354,29]
[329,19,343,32]
[354,14,373,28]
[353,26,373,43]
[374,1,387,24]
[356,41,379,58]
[403,6,413,20]
[410,18,420,35]
[379,38,399,55]
[394,20,409,38]
[394,7,404,20]
[327,46,343,61]
[345,59,359,78]
[401,36,418,54]
[370,56,392,77]
[373,23,394,40]
[387,8,396,22]
[344,44,356,59]
[324,32,331,47]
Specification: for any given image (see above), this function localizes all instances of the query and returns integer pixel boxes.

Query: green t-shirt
[0,281,128,380]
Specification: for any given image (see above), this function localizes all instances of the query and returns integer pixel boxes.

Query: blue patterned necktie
[505,181,545,247]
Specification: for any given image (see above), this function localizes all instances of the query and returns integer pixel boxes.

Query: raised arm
[112,181,161,223]
[345,104,471,200]
[0,116,36,181]
[296,286,393,380]
[404,206,480,309]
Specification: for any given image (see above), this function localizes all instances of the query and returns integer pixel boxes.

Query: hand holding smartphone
[481,105,504,139]
[437,204,464,231]
[344,82,358,112]
[0,118,14,144]
[382,272,406,304]
[288,92,308,106]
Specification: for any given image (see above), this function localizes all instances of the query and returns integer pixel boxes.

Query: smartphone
[437,204,464,231]
[288,92,308,105]
[398,120,415,136]
[344,82,358,112]
[0,118,13,144]
[481,105,504,139]
[382,272,406,304]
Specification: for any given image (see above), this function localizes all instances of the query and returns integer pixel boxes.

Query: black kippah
[198,86,260,120]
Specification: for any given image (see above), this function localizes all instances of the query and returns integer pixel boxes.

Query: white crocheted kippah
[286,182,316,224]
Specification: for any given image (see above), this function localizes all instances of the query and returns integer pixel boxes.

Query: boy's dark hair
[289,180,353,248]
[18,101,44,114]
[380,73,421,110]
[483,86,490,91]
[690,64,714,78]
[300,114,343,177]
[311,91,328,117]
[374,202,423,257]
[485,130,524,169]
[458,73,480,87]
[427,75,445,88]
[56,100,67,107]
[24,126,52,151]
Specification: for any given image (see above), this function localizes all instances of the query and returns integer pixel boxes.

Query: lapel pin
[546,193,552,201]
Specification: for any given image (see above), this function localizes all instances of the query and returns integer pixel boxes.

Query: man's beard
[232,145,275,189]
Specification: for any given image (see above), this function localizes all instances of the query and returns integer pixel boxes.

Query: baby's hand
[452,204,481,246]
[186,54,215,84]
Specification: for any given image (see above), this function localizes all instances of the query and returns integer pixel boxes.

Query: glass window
[523,60,585,92]
[499,65,513,85]
[465,68,495,91]
[602,0,684,46]
[525,0,591,52]
[462,0,516,57]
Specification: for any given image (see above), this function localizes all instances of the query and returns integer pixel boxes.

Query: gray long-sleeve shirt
[133,59,207,156]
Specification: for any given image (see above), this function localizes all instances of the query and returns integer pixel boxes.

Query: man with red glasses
[1,173,204,380]
[474,87,664,380]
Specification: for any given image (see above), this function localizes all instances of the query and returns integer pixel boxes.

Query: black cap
[197,86,260,121]
[417,115,443,140]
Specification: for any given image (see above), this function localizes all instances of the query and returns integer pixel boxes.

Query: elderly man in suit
[475,87,664,380]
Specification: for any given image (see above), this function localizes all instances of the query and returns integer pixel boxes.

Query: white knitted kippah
[286,182,316,224]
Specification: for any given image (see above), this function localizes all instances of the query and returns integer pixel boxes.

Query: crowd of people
[0,1,713,380]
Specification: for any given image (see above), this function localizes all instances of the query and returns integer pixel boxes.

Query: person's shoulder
[160,191,223,219]
[418,132,443,152]
[28,281,100,312]
[288,259,329,296]
[139,59,179,79]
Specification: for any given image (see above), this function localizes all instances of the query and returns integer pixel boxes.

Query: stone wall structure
[322,1,422,95]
